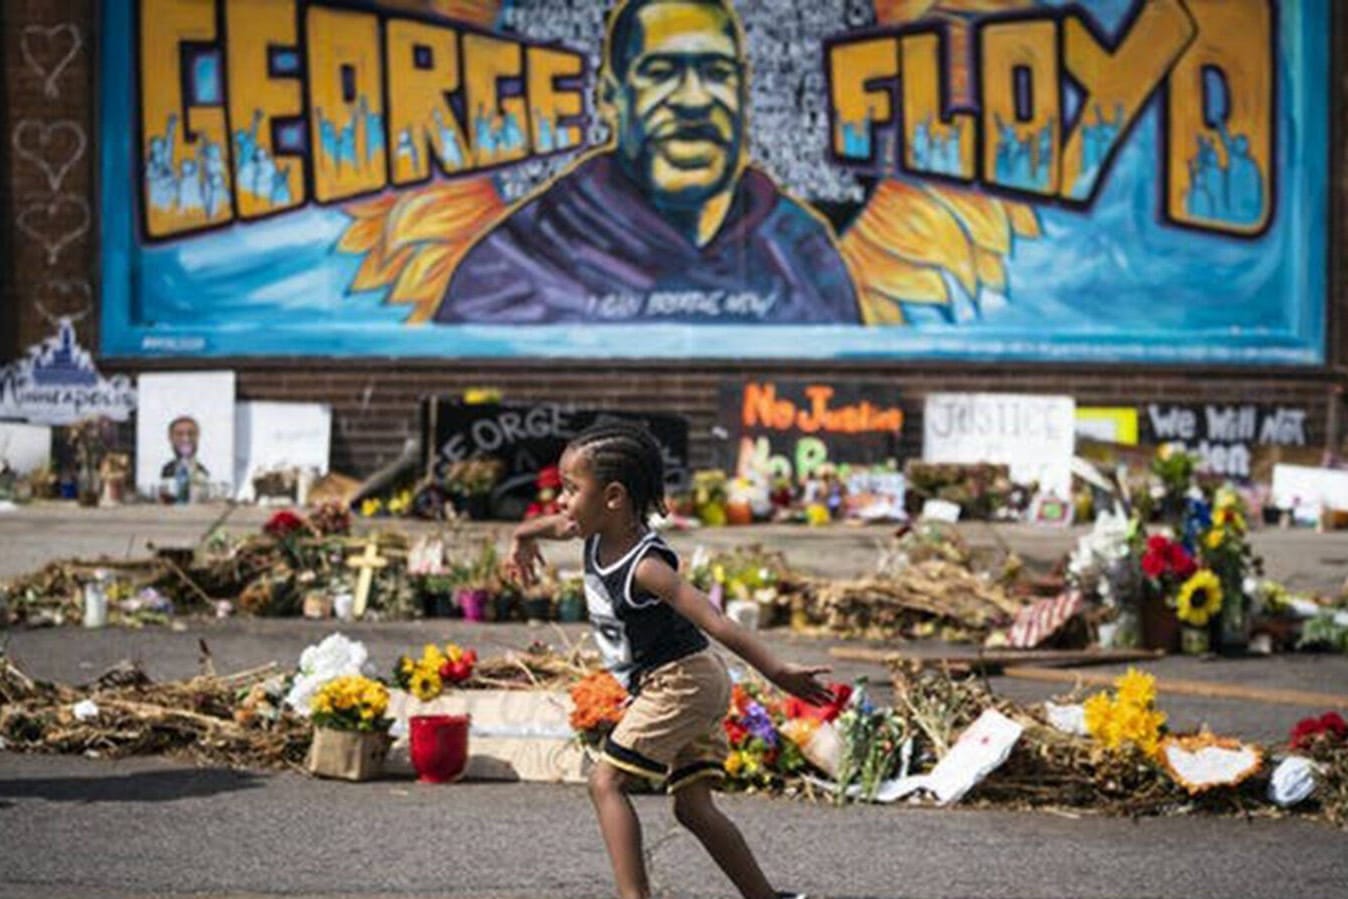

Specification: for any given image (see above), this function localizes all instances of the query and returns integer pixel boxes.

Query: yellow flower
[410,668,443,702]
[312,694,333,715]
[421,643,445,668]
[1176,570,1223,627]
[1205,528,1225,549]
[1084,681,1166,759]
[359,497,383,517]
[1114,668,1156,708]
[446,644,462,663]
[724,752,744,776]
[1157,443,1174,462]
[805,503,831,526]
[400,656,415,675]
[1083,692,1119,748]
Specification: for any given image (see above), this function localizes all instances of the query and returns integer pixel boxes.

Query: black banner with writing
[1141,402,1310,479]
[716,379,904,482]
[421,399,690,518]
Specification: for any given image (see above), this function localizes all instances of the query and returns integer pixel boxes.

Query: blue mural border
[99,0,1330,364]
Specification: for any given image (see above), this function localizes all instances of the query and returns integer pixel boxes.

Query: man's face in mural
[608,1,746,207]
[168,417,199,459]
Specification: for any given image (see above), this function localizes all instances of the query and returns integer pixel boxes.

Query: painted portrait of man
[432,0,860,325]
[159,414,210,481]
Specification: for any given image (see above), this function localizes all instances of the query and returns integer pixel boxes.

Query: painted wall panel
[99,0,1329,363]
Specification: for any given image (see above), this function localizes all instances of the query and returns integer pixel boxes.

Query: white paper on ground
[72,699,99,721]
[921,708,1023,804]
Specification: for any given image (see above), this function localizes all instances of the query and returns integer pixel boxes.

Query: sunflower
[1176,570,1223,627]
[410,667,443,702]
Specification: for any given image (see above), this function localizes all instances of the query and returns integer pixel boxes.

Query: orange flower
[569,671,629,733]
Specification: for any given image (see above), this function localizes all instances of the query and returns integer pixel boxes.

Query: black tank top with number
[582,530,709,693]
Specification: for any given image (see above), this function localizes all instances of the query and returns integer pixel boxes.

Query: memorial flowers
[393,642,478,701]
[833,684,907,803]
[1175,569,1223,628]
[568,670,628,747]
[310,674,392,733]
[1082,668,1167,760]
[722,682,807,789]
[283,633,372,716]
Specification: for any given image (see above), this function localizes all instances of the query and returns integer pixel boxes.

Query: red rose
[1146,535,1170,553]
[723,718,749,746]
[1320,712,1348,740]
[263,509,306,538]
[1168,544,1197,578]
[1289,716,1324,750]
[1141,550,1167,579]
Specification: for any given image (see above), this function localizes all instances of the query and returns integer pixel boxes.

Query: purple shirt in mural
[433,153,860,325]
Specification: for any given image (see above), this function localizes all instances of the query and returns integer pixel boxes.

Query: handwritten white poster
[923,393,1075,497]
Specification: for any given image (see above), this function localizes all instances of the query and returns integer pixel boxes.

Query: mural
[99,0,1329,362]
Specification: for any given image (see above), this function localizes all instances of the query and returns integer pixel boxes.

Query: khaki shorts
[601,649,731,792]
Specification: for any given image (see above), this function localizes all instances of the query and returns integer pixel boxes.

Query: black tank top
[582,531,709,693]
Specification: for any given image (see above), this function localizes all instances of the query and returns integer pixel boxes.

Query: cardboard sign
[1270,463,1348,514]
[923,393,1075,496]
[0,319,136,425]
[1143,403,1309,480]
[1075,407,1139,446]
[0,422,52,474]
[234,401,332,500]
[717,379,903,482]
[421,400,689,519]
[135,371,236,499]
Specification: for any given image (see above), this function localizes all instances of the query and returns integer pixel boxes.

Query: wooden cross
[346,540,389,618]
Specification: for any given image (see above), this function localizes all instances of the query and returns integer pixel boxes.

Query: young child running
[508,420,830,899]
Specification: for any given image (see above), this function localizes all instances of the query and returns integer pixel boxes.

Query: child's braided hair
[566,419,668,523]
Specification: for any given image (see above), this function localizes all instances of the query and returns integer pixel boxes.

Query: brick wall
[3,0,97,360]
[105,359,1339,476]
[4,2,1346,479]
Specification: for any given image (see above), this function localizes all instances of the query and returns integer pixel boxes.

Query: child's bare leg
[672,780,776,899]
[588,760,650,899]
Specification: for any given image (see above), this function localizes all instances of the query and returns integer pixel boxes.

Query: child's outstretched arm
[507,513,578,586]
[634,555,834,705]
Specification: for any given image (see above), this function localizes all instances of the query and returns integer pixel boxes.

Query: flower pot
[306,727,391,781]
[409,714,470,784]
[433,593,460,618]
[725,500,754,526]
[557,593,586,623]
[457,587,490,622]
[491,591,518,622]
[1140,591,1180,653]
[523,596,552,622]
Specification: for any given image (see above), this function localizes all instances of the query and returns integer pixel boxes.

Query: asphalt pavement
[2,503,1347,898]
